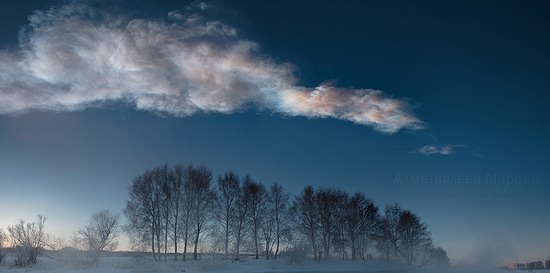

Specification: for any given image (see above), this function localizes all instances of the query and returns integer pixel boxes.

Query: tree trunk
[351,236,356,260]
[275,222,280,258]
[156,227,162,261]
[183,226,188,261]
[224,223,229,258]
[164,218,168,262]
[254,227,259,259]
[174,211,178,261]
[235,226,241,260]
[310,232,317,261]
[151,222,157,261]
[265,237,271,259]
[193,231,199,260]
[193,222,201,260]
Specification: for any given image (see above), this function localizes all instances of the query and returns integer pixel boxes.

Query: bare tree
[159,166,175,262]
[261,182,285,259]
[180,165,194,261]
[270,182,291,259]
[189,165,215,260]
[148,166,170,262]
[125,165,175,262]
[358,197,380,260]
[75,209,120,263]
[234,176,251,260]
[122,163,439,265]
[316,187,346,259]
[293,185,319,261]
[0,228,6,263]
[376,203,401,262]
[126,164,211,262]
[168,164,185,261]
[243,176,267,259]
[214,171,240,258]
[345,192,379,260]
[332,192,349,260]
[395,210,432,266]
[8,215,48,267]
[124,171,159,260]
[261,198,275,259]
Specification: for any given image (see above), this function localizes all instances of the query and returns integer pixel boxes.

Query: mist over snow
[0,1,423,134]
[0,255,510,273]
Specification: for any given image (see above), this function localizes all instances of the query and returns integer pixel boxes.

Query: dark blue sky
[0,0,549,265]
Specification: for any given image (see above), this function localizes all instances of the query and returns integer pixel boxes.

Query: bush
[74,209,120,264]
[0,228,6,264]
[8,215,48,267]
[280,244,309,265]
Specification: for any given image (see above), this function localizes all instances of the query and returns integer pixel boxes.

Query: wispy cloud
[418,144,463,155]
[0,2,424,133]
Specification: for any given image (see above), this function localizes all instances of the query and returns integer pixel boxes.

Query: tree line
[123,164,449,266]
[0,163,448,267]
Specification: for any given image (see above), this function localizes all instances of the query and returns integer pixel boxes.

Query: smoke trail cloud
[0,2,424,133]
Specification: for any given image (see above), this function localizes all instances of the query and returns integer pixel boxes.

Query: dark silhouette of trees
[377,203,401,262]
[345,192,380,260]
[214,171,240,258]
[260,182,292,260]
[121,163,439,266]
[260,212,275,259]
[293,185,320,261]
[243,175,266,259]
[269,182,291,259]
[124,170,152,258]
[234,175,251,260]
[375,204,432,265]
[316,188,346,259]
[124,168,163,261]
[180,165,194,261]
[261,186,275,259]
[188,166,215,260]
[124,164,215,261]
[168,164,185,261]
[395,210,432,265]
[148,166,167,261]
[293,187,383,262]
[153,165,171,262]
[0,162,443,268]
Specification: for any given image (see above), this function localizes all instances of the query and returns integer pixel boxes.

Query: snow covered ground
[1,254,544,273]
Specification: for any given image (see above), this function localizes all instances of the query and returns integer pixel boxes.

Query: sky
[0,0,549,266]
